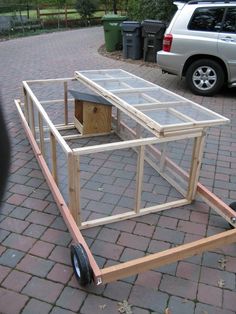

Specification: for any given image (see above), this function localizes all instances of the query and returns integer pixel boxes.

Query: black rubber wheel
[186,59,225,96]
[229,202,236,229]
[71,243,92,286]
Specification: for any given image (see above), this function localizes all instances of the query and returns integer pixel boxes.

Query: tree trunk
[27,1,29,20]
[113,0,117,14]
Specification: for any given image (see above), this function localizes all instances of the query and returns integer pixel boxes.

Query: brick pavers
[0,26,236,314]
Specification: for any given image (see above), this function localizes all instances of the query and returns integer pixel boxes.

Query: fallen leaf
[218,257,227,270]
[164,308,171,314]
[99,304,107,310]
[117,300,132,314]
[217,279,225,288]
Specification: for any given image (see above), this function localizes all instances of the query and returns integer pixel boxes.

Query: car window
[222,7,236,33]
[188,7,225,32]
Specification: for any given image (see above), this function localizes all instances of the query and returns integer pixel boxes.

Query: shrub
[75,0,98,26]
[127,0,176,23]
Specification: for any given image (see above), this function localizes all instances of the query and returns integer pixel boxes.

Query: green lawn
[0,8,106,21]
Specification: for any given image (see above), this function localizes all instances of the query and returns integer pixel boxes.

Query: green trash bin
[102,14,127,52]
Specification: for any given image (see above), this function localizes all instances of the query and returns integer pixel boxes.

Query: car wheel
[71,243,92,286]
[186,59,225,96]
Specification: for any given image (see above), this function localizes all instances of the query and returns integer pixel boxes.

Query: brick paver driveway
[0,27,236,314]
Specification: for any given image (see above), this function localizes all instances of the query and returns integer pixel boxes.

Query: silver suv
[156,0,236,96]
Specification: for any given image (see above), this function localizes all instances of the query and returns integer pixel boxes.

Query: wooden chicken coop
[15,69,236,286]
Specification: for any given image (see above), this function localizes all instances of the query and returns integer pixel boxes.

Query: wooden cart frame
[15,69,236,285]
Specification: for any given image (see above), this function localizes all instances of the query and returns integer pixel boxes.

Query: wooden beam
[29,97,36,139]
[63,131,114,141]
[135,146,145,213]
[38,112,45,157]
[64,82,68,125]
[116,108,121,133]
[68,153,80,226]
[55,123,75,131]
[50,131,58,184]
[80,199,189,229]
[40,99,73,104]
[25,77,75,84]
[72,132,203,156]
[100,228,236,283]
[186,134,206,201]
[74,155,81,226]
[159,143,167,172]
[23,87,29,123]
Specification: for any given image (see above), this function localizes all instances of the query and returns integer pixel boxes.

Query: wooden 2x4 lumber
[72,131,204,156]
[23,87,29,123]
[55,123,75,131]
[50,131,58,185]
[159,142,167,172]
[100,228,236,283]
[38,112,45,157]
[64,82,68,125]
[68,153,81,226]
[116,108,121,133]
[29,97,36,139]
[186,134,206,201]
[135,146,145,213]
[73,137,157,155]
[15,99,102,284]
[80,199,190,229]
[23,81,72,154]
[40,99,74,104]
[25,77,75,84]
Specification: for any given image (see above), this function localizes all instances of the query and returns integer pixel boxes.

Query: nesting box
[70,91,112,135]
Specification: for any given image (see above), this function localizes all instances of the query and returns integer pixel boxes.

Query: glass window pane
[188,7,225,32]
[222,8,236,33]
[122,78,154,89]
[144,109,187,125]
[145,90,182,102]
[114,92,152,105]
[93,78,154,91]
[175,103,218,121]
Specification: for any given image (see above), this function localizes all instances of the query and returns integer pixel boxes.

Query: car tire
[186,59,225,96]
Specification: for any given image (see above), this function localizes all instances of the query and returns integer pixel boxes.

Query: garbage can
[102,14,127,52]
[142,19,166,62]
[121,21,142,60]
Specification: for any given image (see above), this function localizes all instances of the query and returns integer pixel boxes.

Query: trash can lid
[121,21,141,32]
[142,19,166,33]
[102,14,127,21]
[142,19,166,25]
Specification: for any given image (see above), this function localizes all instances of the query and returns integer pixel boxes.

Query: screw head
[230,217,236,224]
